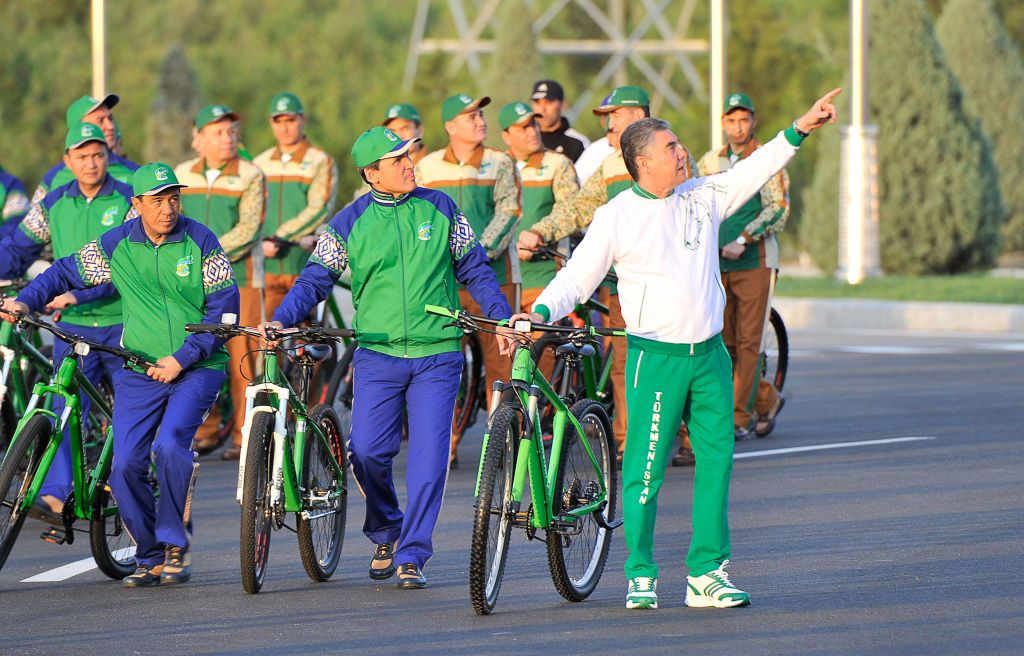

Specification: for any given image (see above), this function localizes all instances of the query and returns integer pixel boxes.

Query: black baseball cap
[531,80,565,101]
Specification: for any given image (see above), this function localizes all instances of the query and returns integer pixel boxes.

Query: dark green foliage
[870,0,1002,273]
[937,0,1024,251]
[483,0,541,149]
[144,45,204,166]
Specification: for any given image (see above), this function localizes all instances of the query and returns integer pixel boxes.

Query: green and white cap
[269,92,304,117]
[441,93,491,123]
[65,122,107,150]
[499,101,540,130]
[195,104,241,131]
[65,94,119,129]
[351,126,421,168]
[592,85,649,115]
[132,162,187,197]
[724,92,755,114]
[383,103,422,125]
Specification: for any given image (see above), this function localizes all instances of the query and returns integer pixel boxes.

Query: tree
[798,102,842,273]
[937,0,1024,252]
[483,0,542,149]
[144,45,204,165]
[869,0,1002,273]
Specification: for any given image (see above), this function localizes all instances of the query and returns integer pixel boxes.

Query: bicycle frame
[13,350,114,521]
[236,349,346,515]
[479,343,609,531]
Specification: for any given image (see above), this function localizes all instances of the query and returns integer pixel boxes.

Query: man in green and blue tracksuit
[513,89,842,610]
[264,126,513,590]
[3,163,241,588]
[32,94,139,204]
[0,123,136,521]
[0,166,29,241]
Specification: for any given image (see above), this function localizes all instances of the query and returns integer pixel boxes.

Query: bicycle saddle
[555,342,596,358]
[299,343,333,362]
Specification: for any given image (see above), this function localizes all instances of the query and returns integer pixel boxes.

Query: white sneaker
[625,576,658,609]
[685,560,750,608]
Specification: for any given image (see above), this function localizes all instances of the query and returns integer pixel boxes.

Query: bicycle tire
[0,344,50,456]
[468,404,519,615]
[452,334,483,438]
[89,482,137,580]
[546,399,617,602]
[764,308,789,392]
[239,411,275,594]
[296,404,347,582]
[0,415,51,571]
[323,342,357,440]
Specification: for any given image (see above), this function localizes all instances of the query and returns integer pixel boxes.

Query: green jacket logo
[417,222,432,241]
[100,206,118,226]
[175,255,193,277]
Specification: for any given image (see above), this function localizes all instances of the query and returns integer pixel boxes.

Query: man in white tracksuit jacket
[512,88,842,610]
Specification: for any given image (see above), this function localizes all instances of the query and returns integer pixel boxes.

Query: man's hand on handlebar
[298,234,318,252]
[147,355,183,384]
[0,298,28,323]
[262,239,280,259]
[258,320,285,346]
[516,230,544,261]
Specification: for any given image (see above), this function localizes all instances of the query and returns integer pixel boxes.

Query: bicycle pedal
[513,510,532,528]
[40,527,67,545]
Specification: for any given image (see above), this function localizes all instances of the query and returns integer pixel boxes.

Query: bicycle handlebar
[423,305,625,338]
[185,323,354,341]
[0,306,158,370]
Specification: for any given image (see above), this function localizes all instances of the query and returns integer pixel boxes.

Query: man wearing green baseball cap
[176,103,266,459]
[262,125,513,590]
[32,93,140,204]
[415,93,520,464]
[4,161,241,587]
[696,92,788,442]
[498,100,579,377]
[382,103,426,166]
[0,122,138,523]
[516,85,672,462]
[254,92,338,324]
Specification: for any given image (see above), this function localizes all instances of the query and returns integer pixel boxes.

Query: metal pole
[837,0,881,284]
[91,0,106,98]
[709,0,726,151]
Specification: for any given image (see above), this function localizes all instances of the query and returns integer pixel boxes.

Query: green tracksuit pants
[622,333,734,580]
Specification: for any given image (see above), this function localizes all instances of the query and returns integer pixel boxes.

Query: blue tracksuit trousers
[40,322,124,500]
[349,347,462,568]
[109,366,225,567]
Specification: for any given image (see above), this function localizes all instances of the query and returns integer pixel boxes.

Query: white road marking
[734,436,935,459]
[839,346,954,355]
[21,547,135,583]
[974,343,1024,352]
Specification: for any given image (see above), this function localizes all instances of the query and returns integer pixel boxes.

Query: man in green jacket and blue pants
[266,126,513,590]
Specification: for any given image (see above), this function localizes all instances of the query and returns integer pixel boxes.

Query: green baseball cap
[195,104,241,131]
[351,126,421,168]
[65,94,119,129]
[441,93,491,123]
[499,101,540,130]
[592,85,650,115]
[132,162,187,197]
[65,122,107,151]
[382,103,422,125]
[724,92,756,114]
[269,92,304,118]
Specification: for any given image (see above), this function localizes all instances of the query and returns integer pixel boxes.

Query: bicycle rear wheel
[762,308,789,392]
[323,343,356,440]
[547,399,617,601]
[297,404,347,582]
[0,415,51,571]
[239,411,275,593]
[468,404,519,615]
[452,334,483,438]
[89,482,137,580]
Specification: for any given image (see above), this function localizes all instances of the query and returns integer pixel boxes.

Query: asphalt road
[2,327,1022,655]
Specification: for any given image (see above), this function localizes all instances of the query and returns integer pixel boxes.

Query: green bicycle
[424,305,623,615]
[0,281,53,454]
[185,322,352,594]
[0,310,149,578]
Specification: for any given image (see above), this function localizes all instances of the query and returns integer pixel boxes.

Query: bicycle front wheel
[296,404,347,582]
[469,404,519,615]
[89,482,137,580]
[240,411,275,594]
[547,399,617,602]
[0,415,51,570]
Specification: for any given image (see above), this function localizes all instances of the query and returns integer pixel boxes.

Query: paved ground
[2,327,1022,655]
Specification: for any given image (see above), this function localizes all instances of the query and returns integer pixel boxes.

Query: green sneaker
[685,560,750,608]
[625,576,658,609]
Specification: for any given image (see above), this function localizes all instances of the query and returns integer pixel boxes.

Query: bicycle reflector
[73,342,90,357]
[221,313,238,325]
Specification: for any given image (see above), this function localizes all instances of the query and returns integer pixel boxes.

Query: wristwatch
[792,120,809,138]
[735,235,748,246]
